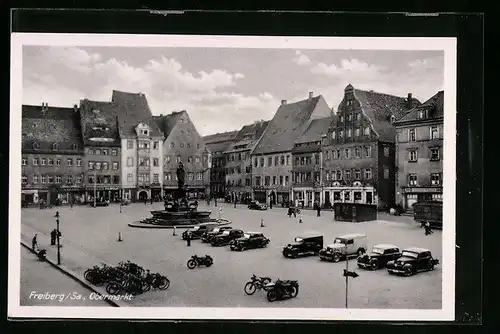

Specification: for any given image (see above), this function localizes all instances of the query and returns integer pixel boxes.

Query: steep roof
[154,111,184,140]
[22,105,84,153]
[393,91,444,124]
[225,120,270,153]
[79,99,121,147]
[111,90,162,137]
[252,96,322,155]
[295,117,332,144]
[203,130,239,144]
[353,89,421,143]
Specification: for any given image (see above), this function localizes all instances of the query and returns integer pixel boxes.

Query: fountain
[129,161,229,228]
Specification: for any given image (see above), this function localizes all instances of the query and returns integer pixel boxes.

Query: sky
[22,46,444,136]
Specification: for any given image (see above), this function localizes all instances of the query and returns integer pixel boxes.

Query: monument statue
[176,160,186,199]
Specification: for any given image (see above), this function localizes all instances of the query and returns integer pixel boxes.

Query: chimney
[308,92,313,99]
[281,100,287,105]
[73,104,78,113]
[330,107,335,117]
[407,93,413,109]
[41,102,48,112]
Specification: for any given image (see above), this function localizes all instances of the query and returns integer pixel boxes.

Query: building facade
[224,120,269,203]
[112,91,164,202]
[251,93,332,206]
[79,99,122,202]
[21,103,86,206]
[393,91,444,212]
[203,130,239,199]
[322,84,420,209]
[291,117,331,208]
[156,110,211,199]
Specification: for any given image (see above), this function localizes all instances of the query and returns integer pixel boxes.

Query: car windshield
[371,247,385,255]
[294,237,303,243]
[254,201,260,205]
[401,251,419,259]
[192,226,200,231]
[221,231,230,236]
[243,233,251,239]
[334,238,346,244]
[212,228,220,233]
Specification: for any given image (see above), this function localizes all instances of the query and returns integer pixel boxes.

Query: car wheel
[428,264,435,271]
[370,261,378,270]
[267,289,278,302]
[405,267,413,276]
[333,253,341,262]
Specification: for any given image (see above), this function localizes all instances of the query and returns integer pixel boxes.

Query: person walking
[186,233,191,247]
[214,197,217,207]
[144,196,148,205]
[424,221,432,235]
[173,226,177,236]
[233,198,237,208]
[316,202,321,217]
[260,218,265,227]
[32,233,38,251]
[50,229,56,246]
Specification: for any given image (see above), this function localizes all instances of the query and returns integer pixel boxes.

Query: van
[319,233,368,262]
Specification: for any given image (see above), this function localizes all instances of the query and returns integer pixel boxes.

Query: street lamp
[54,211,61,265]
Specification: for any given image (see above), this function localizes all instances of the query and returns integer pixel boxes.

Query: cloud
[22,46,276,136]
[311,58,382,79]
[293,50,311,66]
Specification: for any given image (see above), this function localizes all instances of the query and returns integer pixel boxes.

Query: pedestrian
[150,197,153,205]
[316,202,321,217]
[173,226,177,236]
[233,199,237,208]
[299,217,303,224]
[50,229,56,246]
[144,196,148,205]
[424,221,432,235]
[287,207,292,218]
[186,234,191,247]
[32,233,38,251]
[269,199,273,209]
[293,207,297,218]
[214,197,217,207]
[260,218,265,227]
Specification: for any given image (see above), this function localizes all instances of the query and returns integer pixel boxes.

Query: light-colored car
[318,233,367,262]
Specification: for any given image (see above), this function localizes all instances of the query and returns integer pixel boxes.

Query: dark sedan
[201,226,233,243]
[248,200,267,211]
[357,244,401,270]
[386,247,439,276]
[211,229,245,247]
[229,232,270,251]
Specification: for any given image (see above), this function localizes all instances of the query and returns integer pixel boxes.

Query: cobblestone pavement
[20,202,442,309]
[20,246,108,306]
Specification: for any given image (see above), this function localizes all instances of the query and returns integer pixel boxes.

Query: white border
[9,34,457,321]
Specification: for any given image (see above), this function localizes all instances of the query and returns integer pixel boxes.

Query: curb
[128,219,232,229]
[20,241,126,307]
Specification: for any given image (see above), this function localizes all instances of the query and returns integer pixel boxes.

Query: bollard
[117,232,123,242]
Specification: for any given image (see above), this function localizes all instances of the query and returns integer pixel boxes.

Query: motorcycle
[265,279,299,302]
[244,274,272,295]
[187,255,213,269]
[142,272,170,292]
[37,249,47,261]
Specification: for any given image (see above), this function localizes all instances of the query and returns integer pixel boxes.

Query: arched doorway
[138,190,148,202]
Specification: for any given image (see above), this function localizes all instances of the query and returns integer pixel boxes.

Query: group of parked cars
[282,233,439,277]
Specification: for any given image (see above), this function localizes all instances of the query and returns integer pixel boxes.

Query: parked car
[318,233,367,262]
[201,226,233,243]
[248,200,268,211]
[229,232,270,251]
[282,235,323,258]
[386,247,439,276]
[211,229,245,246]
[182,222,219,240]
[357,244,401,270]
[90,200,110,207]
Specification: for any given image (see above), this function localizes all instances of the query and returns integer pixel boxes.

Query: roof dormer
[135,123,150,137]
[52,143,59,151]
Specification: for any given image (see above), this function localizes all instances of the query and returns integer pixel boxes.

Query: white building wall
[151,137,163,189]
[121,137,137,191]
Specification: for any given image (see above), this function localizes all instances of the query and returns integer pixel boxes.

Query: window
[197,144,200,149]
[112,149,118,156]
[272,176,277,185]
[102,162,109,170]
[355,128,360,137]
[112,162,119,170]
[95,149,101,155]
[22,158,27,166]
[188,173,194,181]
[331,131,336,139]
[138,173,150,182]
[195,156,200,163]
[336,170,342,180]
[430,147,440,161]
[364,127,370,135]
[48,158,53,166]
[180,143,184,148]
[166,156,171,163]
[76,159,81,167]
[281,155,285,165]
[33,175,39,183]
[88,175,95,184]
[153,173,159,183]
[153,141,159,149]
[165,173,172,181]
[339,116,344,122]
[347,114,352,121]
[76,176,82,184]
[432,194,443,202]
[345,170,351,180]
[88,161,94,169]
[41,159,46,166]
[54,159,60,166]
[52,143,59,151]
[67,158,72,166]
[265,176,270,186]
[255,176,261,186]
[268,157,272,167]
[41,175,46,184]
[55,176,62,184]
[354,192,362,201]
[344,191,350,202]
[326,173,330,181]
[113,175,119,184]
[127,157,134,167]
[365,168,372,179]
[176,156,181,163]
[171,142,175,148]
[409,150,418,162]
[95,162,101,170]
[344,148,350,159]
[153,158,159,166]
[197,172,203,180]
[408,128,416,142]
[22,175,27,184]
[339,130,344,139]
[384,147,390,157]
[333,150,338,159]
[260,157,264,167]
[408,174,418,186]
[88,149,93,155]
[187,156,192,163]
[355,113,361,120]
[127,173,133,182]
[355,169,361,180]
[139,157,150,166]
[431,173,442,186]
[384,168,389,179]
[355,147,360,158]
[325,150,330,160]
[48,176,54,184]
[33,158,38,166]
[365,146,372,158]
[102,149,109,155]
[347,129,352,138]
[72,144,77,151]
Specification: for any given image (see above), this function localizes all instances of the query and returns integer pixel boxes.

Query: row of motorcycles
[84,260,170,295]
[244,274,299,302]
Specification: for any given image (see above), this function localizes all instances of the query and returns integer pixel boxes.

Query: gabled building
[291,116,332,208]
[79,99,122,202]
[203,130,239,199]
[21,103,85,206]
[393,91,444,212]
[155,110,211,199]
[112,90,164,202]
[251,92,332,205]
[322,84,420,209]
[223,120,270,203]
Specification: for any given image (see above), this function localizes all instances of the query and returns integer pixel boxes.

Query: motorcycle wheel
[244,282,257,295]
[187,260,197,269]
[290,285,299,298]
[84,269,95,283]
[106,282,121,295]
[267,289,278,302]
[206,259,213,267]
[141,280,151,293]
[158,277,170,290]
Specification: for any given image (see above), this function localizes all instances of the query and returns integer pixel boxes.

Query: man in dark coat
[32,233,38,251]
[50,229,57,246]
[316,201,321,217]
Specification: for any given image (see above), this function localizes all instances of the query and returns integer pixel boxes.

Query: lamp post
[93,169,97,208]
[54,211,61,265]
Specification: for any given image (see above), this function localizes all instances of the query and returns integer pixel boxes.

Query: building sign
[85,186,120,191]
[403,187,442,194]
